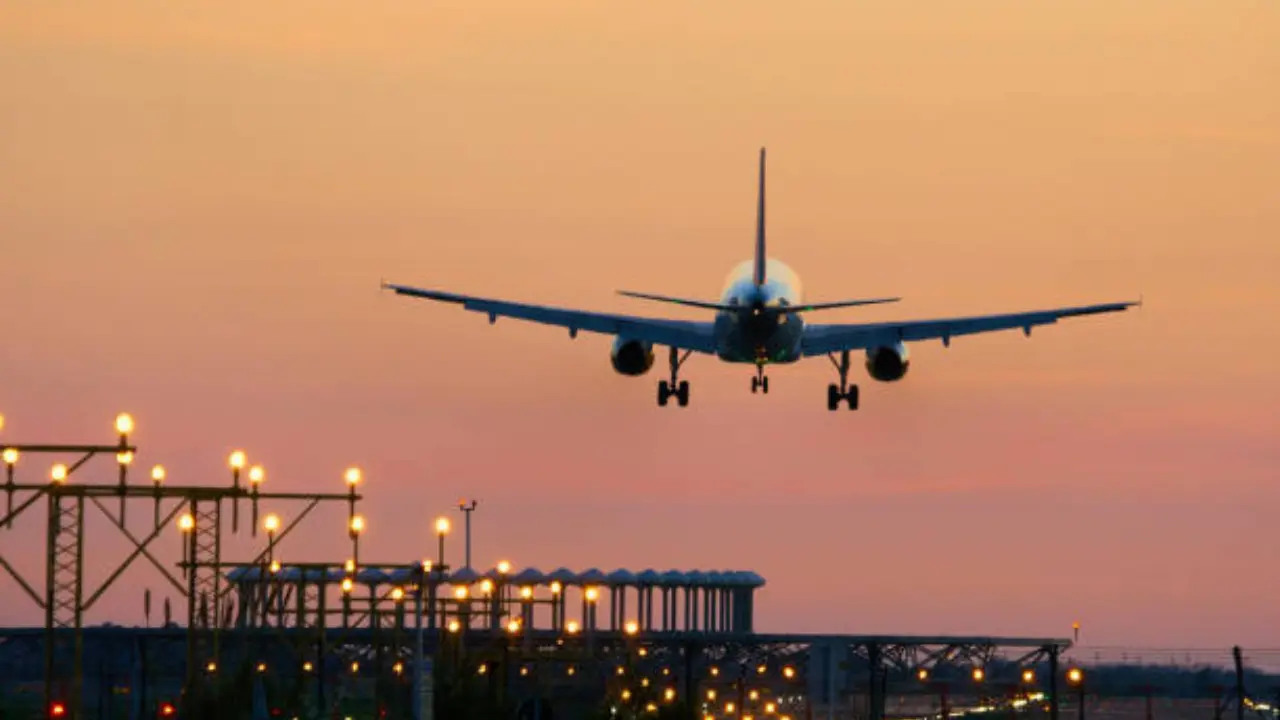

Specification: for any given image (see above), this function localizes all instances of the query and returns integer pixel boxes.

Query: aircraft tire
[658,381,670,407]
[762,377,769,394]
[847,385,859,410]
[827,384,840,411]
[677,381,690,407]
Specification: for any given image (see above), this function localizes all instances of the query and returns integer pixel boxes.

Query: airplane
[381,148,1138,410]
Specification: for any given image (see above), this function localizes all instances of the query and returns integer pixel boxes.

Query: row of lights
[915,666,1086,685]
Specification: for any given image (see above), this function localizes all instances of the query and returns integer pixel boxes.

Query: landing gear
[826,350,859,411]
[657,347,692,407]
[750,365,769,394]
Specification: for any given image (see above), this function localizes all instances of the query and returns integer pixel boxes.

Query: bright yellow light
[248,465,264,485]
[228,450,246,470]
[454,586,469,600]
[302,662,313,672]
[550,581,562,594]
[447,620,461,633]
[480,579,494,594]
[116,451,134,466]
[351,661,359,674]
[50,464,68,483]
[645,702,658,713]
[621,689,632,701]
[766,702,777,714]
[520,586,533,600]
[205,661,217,673]
[972,667,986,682]
[269,560,281,574]
[585,586,599,602]
[641,678,650,688]
[341,578,354,593]
[434,516,450,535]
[783,665,797,679]
[638,648,649,657]
[391,587,405,602]
[664,688,676,702]
[917,668,930,681]
[725,703,736,714]
[422,559,433,572]
[256,663,267,673]
[151,465,165,482]
[506,619,521,634]
[477,664,487,675]
[616,666,625,676]
[710,666,720,676]
[624,620,639,636]
[2,448,16,465]
[567,666,576,676]
[344,467,361,486]
[565,620,581,634]
[757,664,767,675]
[1067,668,1084,685]
[393,662,404,675]
[1022,669,1036,683]
[263,514,281,533]
[661,667,669,675]
[349,515,365,534]
[497,560,512,574]
[178,513,194,532]
[749,690,760,701]
[344,559,355,572]
[707,689,717,700]
[115,413,134,435]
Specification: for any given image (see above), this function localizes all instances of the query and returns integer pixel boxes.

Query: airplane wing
[801,301,1138,356]
[382,282,720,354]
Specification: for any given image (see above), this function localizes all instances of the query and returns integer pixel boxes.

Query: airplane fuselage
[713,258,806,364]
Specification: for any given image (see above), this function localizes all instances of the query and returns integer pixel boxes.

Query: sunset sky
[1,0,1278,654]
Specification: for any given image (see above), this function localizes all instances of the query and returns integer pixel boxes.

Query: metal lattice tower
[44,491,86,715]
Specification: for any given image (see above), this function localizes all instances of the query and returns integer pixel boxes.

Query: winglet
[753,147,767,286]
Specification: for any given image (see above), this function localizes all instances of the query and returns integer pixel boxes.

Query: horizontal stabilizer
[785,297,901,312]
[616,290,737,311]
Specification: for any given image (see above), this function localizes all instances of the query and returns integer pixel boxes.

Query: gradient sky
[1,0,1278,654]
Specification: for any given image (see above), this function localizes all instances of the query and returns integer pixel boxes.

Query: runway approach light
[1022,669,1036,684]
[228,450,246,470]
[2,448,16,465]
[263,514,281,533]
[497,560,512,574]
[435,517,450,535]
[114,413,134,436]
[585,586,600,602]
[565,620,581,635]
[50,464,68,483]
[151,465,166,482]
[520,586,534,600]
[248,465,265,485]
[1068,668,1084,685]
[624,620,640,636]
[116,451,134,466]
[178,514,194,532]
[972,667,986,682]
[344,467,362,486]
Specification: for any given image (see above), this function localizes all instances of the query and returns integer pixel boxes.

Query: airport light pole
[435,516,450,570]
[1068,667,1085,720]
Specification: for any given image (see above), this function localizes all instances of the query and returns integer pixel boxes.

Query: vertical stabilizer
[753,147,767,286]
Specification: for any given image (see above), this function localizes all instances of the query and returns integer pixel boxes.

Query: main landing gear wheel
[657,347,692,407]
[826,350,860,411]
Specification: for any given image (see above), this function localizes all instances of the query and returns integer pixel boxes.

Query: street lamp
[1067,668,1085,720]
[434,517,450,569]
[151,465,165,527]
[248,465,264,535]
[4,447,18,527]
[344,467,361,519]
[263,513,281,564]
[228,450,246,532]
[349,514,365,568]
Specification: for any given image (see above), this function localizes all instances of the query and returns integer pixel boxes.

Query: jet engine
[865,342,910,382]
[611,337,655,376]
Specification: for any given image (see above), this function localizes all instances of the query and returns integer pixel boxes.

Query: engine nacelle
[865,342,910,382]
[610,337,655,376]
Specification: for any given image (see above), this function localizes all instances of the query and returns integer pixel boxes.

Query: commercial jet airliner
[382,149,1137,410]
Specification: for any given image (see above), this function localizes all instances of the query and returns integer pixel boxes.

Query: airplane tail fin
[753,147,767,286]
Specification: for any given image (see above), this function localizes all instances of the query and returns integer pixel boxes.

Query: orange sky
[1,0,1278,651]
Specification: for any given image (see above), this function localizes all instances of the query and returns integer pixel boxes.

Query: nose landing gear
[657,347,692,407]
[826,350,859,411]
[750,364,770,394]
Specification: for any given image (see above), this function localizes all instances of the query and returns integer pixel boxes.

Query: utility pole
[1233,646,1246,720]
[457,500,477,568]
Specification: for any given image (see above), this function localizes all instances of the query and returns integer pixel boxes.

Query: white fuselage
[712,258,806,364]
